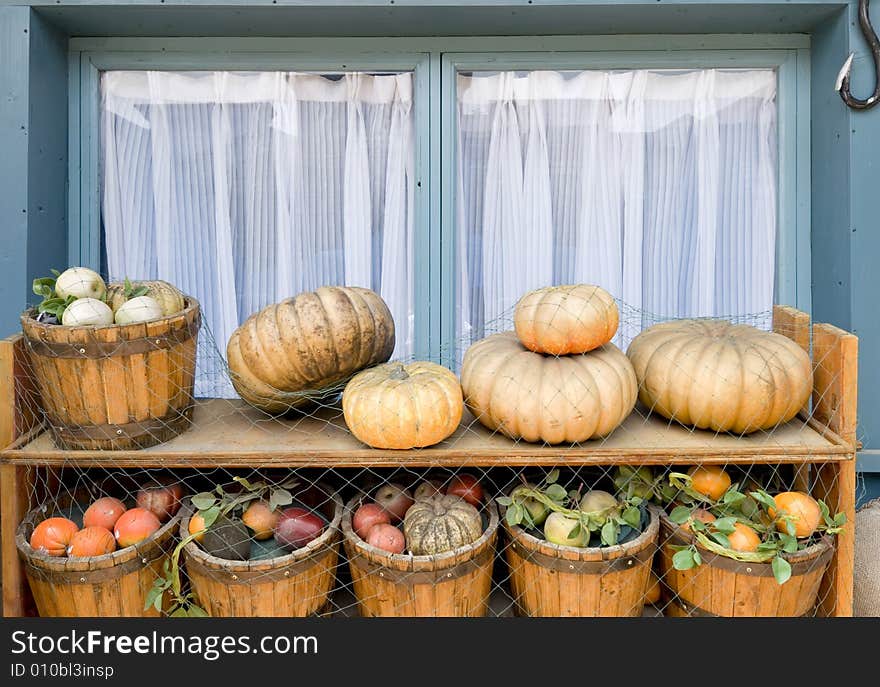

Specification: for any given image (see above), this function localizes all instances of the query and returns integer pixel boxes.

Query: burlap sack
[855,498,880,616]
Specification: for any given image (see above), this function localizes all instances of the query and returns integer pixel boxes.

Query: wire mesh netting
[8,282,856,618]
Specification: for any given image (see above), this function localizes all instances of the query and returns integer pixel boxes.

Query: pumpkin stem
[388,363,410,381]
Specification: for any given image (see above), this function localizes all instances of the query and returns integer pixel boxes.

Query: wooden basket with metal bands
[179,489,343,617]
[19,296,201,450]
[15,489,181,617]
[658,513,835,617]
[341,495,499,617]
[502,505,660,617]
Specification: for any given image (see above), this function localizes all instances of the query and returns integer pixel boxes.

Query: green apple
[578,490,620,526]
[543,512,589,547]
[613,466,655,500]
[511,483,549,526]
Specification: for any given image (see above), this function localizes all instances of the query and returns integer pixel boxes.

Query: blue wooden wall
[0,0,877,470]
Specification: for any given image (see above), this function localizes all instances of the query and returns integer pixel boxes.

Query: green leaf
[144,585,163,612]
[169,607,188,618]
[785,519,797,537]
[600,520,619,547]
[757,541,779,552]
[545,469,560,484]
[506,503,523,527]
[750,490,778,511]
[544,484,568,502]
[566,523,582,540]
[200,505,221,529]
[190,492,217,511]
[710,532,731,549]
[187,604,209,617]
[772,555,792,585]
[496,496,513,507]
[722,489,746,505]
[818,500,831,521]
[712,517,737,535]
[269,488,293,511]
[833,512,847,527]
[672,548,696,570]
[692,550,702,566]
[622,506,641,529]
[669,505,692,525]
[780,534,799,554]
[50,268,60,277]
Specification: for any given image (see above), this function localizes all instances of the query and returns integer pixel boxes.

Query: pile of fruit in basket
[28,479,183,557]
[31,266,185,326]
[351,474,485,554]
[499,468,650,548]
[662,465,846,584]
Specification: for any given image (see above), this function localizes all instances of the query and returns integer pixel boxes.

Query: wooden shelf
[1,398,852,469]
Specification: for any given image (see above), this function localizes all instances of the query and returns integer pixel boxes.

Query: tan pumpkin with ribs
[343,361,463,449]
[514,284,619,355]
[403,494,483,555]
[626,319,812,434]
[461,332,637,444]
[227,286,395,413]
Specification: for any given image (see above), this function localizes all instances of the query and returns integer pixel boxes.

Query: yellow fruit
[769,491,821,538]
[688,466,731,501]
[188,513,207,543]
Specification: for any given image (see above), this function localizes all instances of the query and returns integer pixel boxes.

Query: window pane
[456,68,777,345]
[101,70,415,397]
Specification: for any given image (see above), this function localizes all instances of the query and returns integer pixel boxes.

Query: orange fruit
[242,501,280,540]
[188,513,207,542]
[688,466,732,501]
[681,508,716,533]
[769,491,821,538]
[67,526,117,557]
[725,522,761,552]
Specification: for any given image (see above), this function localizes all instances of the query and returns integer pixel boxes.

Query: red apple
[374,483,414,523]
[446,474,484,506]
[136,478,183,523]
[413,479,445,501]
[366,523,405,554]
[353,503,391,540]
[274,507,325,551]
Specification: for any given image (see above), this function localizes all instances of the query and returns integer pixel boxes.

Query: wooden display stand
[0,306,858,617]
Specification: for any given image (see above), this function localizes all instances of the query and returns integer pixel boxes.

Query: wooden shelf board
[0,398,853,469]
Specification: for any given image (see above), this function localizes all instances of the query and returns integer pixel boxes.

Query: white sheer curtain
[101,71,415,397]
[457,69,778,344]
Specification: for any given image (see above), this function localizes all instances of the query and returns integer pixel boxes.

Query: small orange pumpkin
[114,508,161,548]
[67,526,117,557]
[83,497,127,530]
[30,517,79,557]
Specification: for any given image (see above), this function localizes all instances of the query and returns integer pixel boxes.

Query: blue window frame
[68,34,811,360]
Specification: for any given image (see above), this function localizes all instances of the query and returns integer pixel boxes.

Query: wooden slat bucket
[657,513,834,617]
[20,297,200,450]
[16,491,179,617]
[342,496,499,617]
[503,506,660,616]
[180,490,343,617]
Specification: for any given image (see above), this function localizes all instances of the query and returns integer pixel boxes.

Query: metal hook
[836,0,880,110]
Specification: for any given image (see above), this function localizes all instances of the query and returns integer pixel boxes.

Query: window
[455,68,778,345]
[79,39,807,386]
[100,70,416,396]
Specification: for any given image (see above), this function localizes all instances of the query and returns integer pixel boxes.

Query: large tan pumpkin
[227,287,395,413]
[514,284,619,355]
[626,319,812,434]
[460,332,637,443]
[343,361,463,449]
[403,495,483,555]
